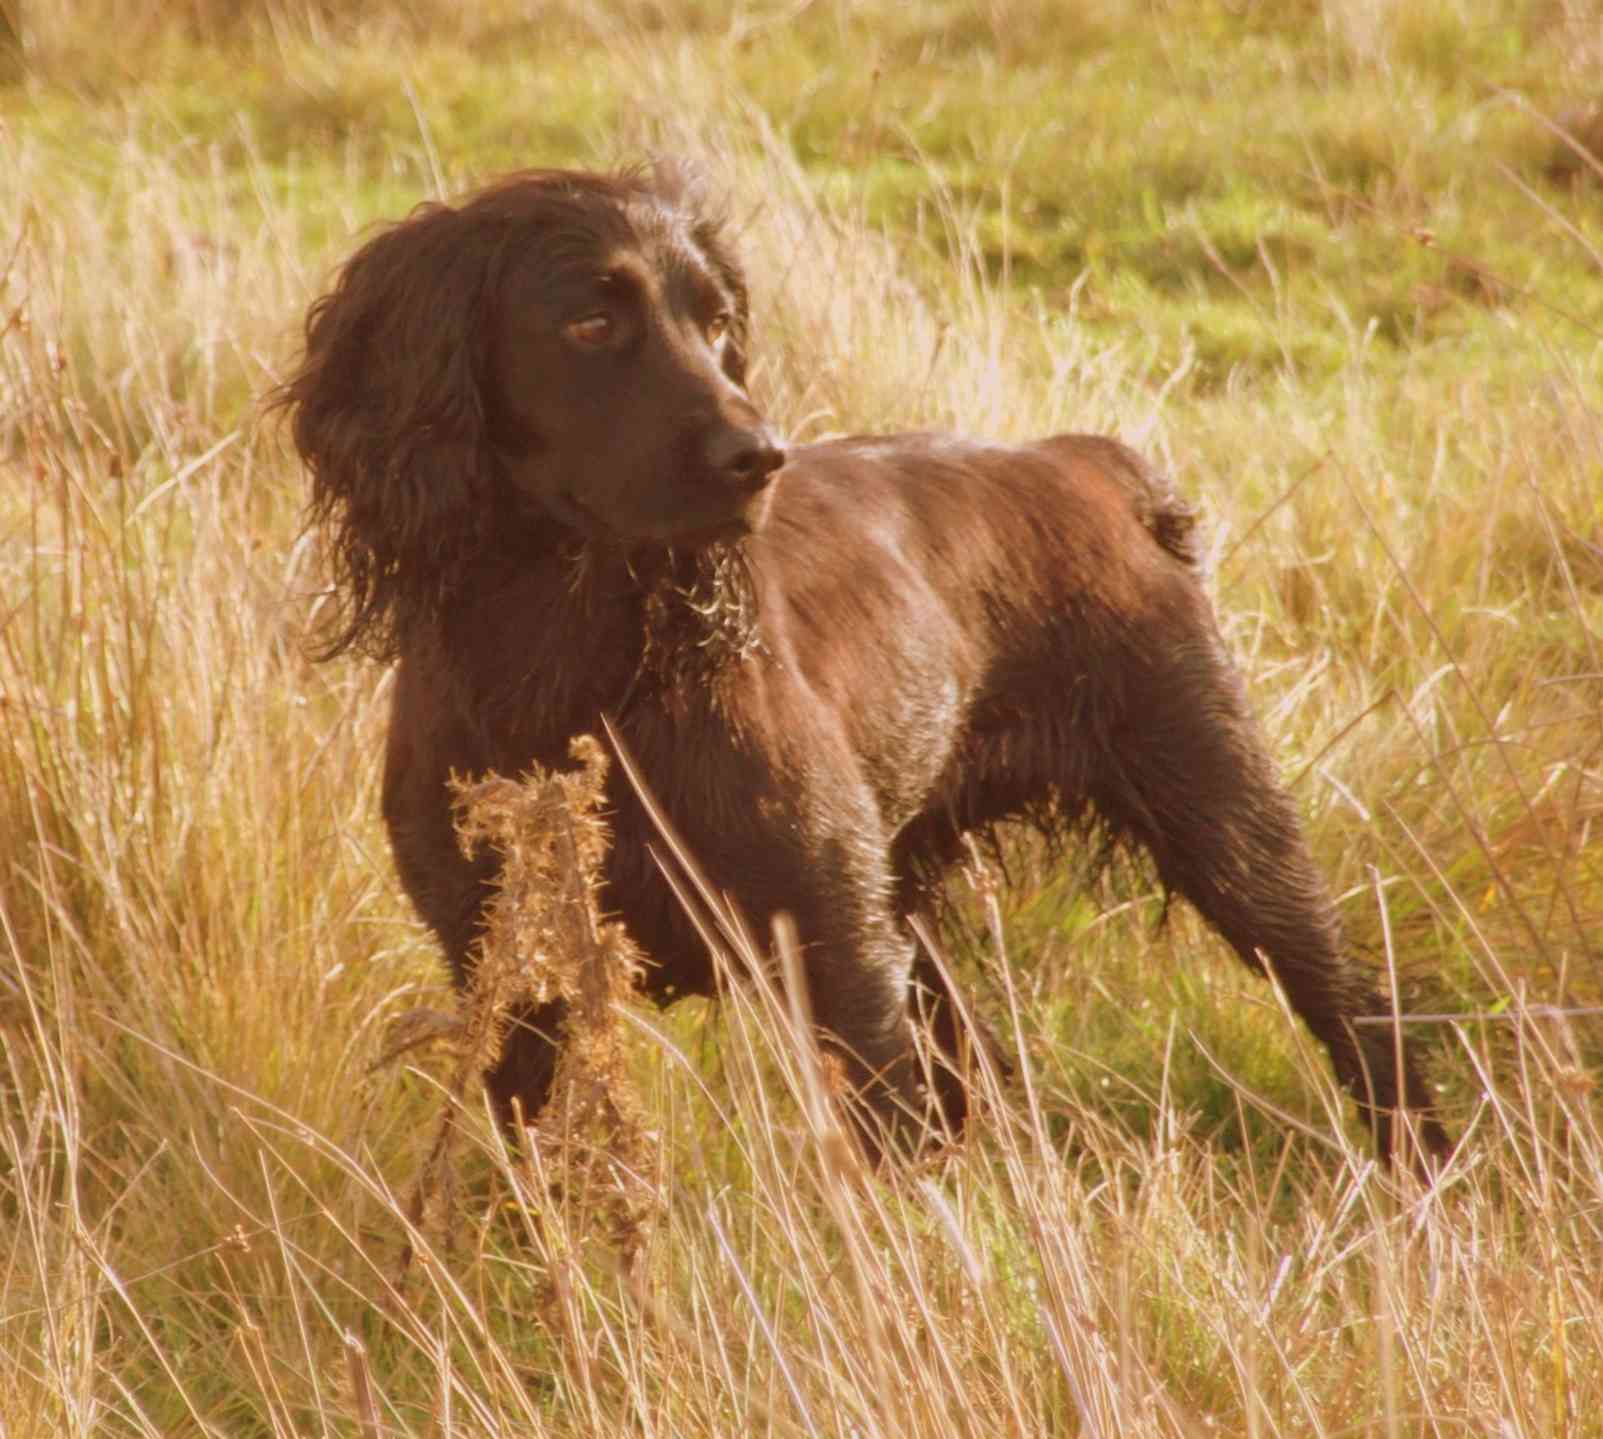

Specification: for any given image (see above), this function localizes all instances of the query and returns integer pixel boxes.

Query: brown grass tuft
[396,739,654,1267]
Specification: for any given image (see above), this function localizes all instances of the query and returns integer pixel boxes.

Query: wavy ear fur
[273,202,509,661]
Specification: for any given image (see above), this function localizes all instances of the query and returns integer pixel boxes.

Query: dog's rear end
[275,165,1450,1172]
[734,431,1448,1165]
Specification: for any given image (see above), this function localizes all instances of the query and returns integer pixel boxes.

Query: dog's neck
[614,539,761,667]
[439,532,760,738]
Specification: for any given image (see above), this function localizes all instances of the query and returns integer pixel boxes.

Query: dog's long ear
[273,203,504,661]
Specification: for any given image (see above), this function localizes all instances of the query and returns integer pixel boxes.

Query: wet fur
[276,166,1449,1167]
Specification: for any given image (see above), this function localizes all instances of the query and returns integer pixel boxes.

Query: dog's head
[274,165,784,659]
[481,166,785,544]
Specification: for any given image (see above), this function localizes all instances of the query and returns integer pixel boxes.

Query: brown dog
[277,165,1449,1167]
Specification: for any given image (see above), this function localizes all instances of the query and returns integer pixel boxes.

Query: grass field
[3,1,1602,1433]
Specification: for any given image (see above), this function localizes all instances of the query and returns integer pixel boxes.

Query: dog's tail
[1097,436,1200,570]
[1040,433,1200,569]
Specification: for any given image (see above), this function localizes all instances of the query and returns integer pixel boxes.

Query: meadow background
[3,0,1601,1433]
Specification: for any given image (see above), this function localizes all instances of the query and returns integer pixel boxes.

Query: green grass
[3,0,1602,1433]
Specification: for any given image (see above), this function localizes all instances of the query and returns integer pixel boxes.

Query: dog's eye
[706,313,733,346]
[565,312,615,347]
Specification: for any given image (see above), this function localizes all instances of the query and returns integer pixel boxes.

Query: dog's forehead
[500,191,727,305]
[621,196,727,292]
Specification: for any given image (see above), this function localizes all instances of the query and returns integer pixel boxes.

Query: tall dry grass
[3,3,1601,1434]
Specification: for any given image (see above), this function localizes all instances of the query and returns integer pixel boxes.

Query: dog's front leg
[751,835,936,1165]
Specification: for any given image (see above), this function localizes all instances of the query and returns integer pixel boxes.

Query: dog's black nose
[708,426,786,492]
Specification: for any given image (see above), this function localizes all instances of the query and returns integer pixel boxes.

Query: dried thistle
[404,736,655,1268]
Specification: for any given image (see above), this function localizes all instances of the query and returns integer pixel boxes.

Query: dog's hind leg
[906,940,1013,1136]
[1087,630,1451,1170]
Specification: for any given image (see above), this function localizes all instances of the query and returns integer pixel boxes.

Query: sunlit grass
[2,0,1600,1433]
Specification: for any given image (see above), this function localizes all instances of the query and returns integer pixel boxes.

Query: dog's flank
[274,164,1450,1170]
